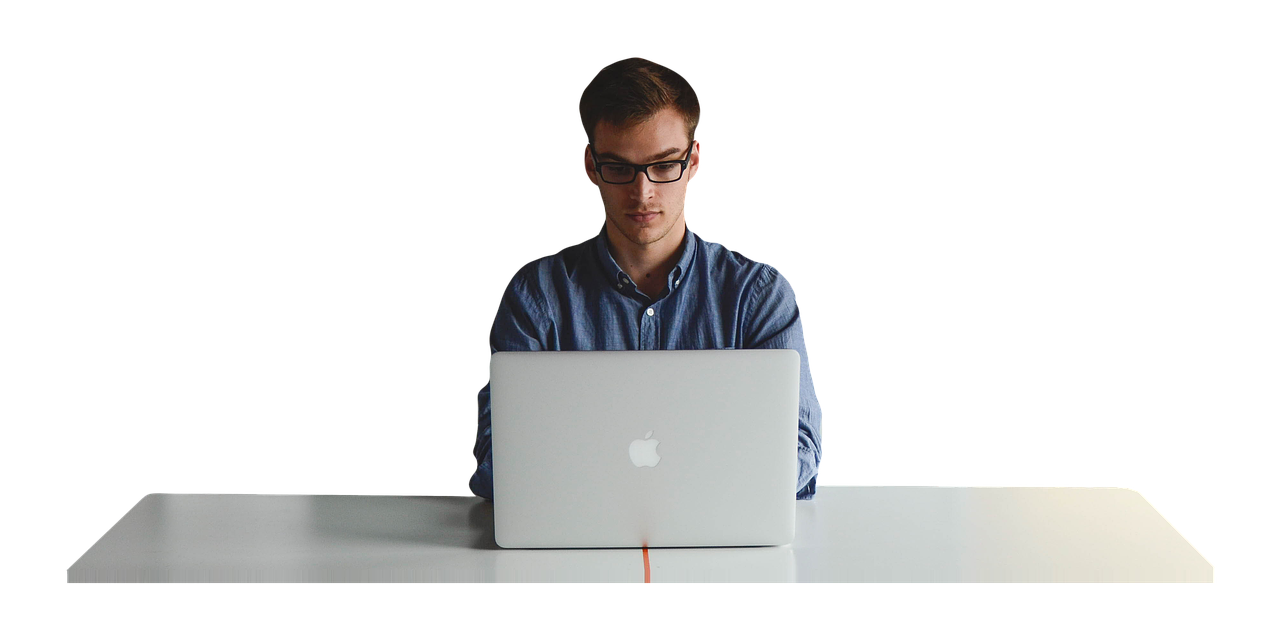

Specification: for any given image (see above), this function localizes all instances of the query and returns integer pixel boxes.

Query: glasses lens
[600,164,635,183]
[647,162,684,183]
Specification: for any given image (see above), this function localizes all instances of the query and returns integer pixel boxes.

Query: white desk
[67,487,1211,582]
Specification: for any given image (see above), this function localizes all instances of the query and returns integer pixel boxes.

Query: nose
[630,169,657,199]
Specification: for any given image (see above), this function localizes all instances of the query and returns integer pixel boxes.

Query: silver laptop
[490,349,800,549]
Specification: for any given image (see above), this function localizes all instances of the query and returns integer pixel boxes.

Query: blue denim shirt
[469,224,822,500]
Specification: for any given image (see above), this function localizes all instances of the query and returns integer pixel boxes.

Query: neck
[605,217,686,295]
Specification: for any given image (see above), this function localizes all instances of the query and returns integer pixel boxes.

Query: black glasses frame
[589,140,695,184]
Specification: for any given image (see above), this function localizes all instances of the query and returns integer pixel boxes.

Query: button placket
[640,303,658,349]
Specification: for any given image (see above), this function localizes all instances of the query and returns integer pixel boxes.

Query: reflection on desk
[68,487,1211,583]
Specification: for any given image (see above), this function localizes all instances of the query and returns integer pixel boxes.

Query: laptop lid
[490,349,799,549]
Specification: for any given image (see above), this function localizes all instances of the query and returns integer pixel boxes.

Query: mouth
[627,211,660,223]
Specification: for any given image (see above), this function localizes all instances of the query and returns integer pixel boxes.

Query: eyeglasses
[589,141,694,184]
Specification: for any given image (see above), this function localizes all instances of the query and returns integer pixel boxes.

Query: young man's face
[584,106,700,249]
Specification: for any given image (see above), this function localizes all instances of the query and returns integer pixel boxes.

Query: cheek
[596,187,613,203]
[665,186,686,209]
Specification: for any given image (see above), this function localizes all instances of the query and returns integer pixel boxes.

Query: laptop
[490,349,800,549]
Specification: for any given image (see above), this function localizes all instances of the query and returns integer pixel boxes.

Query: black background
[60,51,1218,570]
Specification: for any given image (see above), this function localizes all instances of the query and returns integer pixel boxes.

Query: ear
[686,140,700,181]
[584,144,600,186]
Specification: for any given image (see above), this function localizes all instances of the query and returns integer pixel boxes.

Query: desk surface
[68,487,1211,582]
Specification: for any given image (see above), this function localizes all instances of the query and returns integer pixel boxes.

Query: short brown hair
[579,57,700,146]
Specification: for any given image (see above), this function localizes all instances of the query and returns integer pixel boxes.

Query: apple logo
[629,430,661,468]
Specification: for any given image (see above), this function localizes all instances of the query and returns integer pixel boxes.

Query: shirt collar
[594,222,697,293]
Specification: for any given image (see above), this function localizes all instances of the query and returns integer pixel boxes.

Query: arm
[743,266,823,499]
[468,272,548,501]
[468,382,495,500]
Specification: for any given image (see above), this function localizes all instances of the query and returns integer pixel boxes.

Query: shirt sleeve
[469,271,548,501]
[743,266,823,500]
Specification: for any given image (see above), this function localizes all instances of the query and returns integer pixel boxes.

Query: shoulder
[504,235,596,297]
[696,233,788,296]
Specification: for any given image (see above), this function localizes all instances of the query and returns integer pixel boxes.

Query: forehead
[592,107,688,161]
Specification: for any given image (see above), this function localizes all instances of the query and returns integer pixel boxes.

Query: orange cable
[642,546,650,583]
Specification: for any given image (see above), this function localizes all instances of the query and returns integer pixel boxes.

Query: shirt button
[674,279,680,286]
[617,283,623,289]
[646,308,654,317]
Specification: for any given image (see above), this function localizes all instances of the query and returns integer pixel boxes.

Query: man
[468,57,822,500]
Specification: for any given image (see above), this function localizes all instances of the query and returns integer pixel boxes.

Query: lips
[627,212,659,223]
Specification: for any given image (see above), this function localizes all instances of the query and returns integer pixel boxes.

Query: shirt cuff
[469,458,494,502]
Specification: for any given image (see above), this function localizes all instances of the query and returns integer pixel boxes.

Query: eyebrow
[597,147,683,163]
